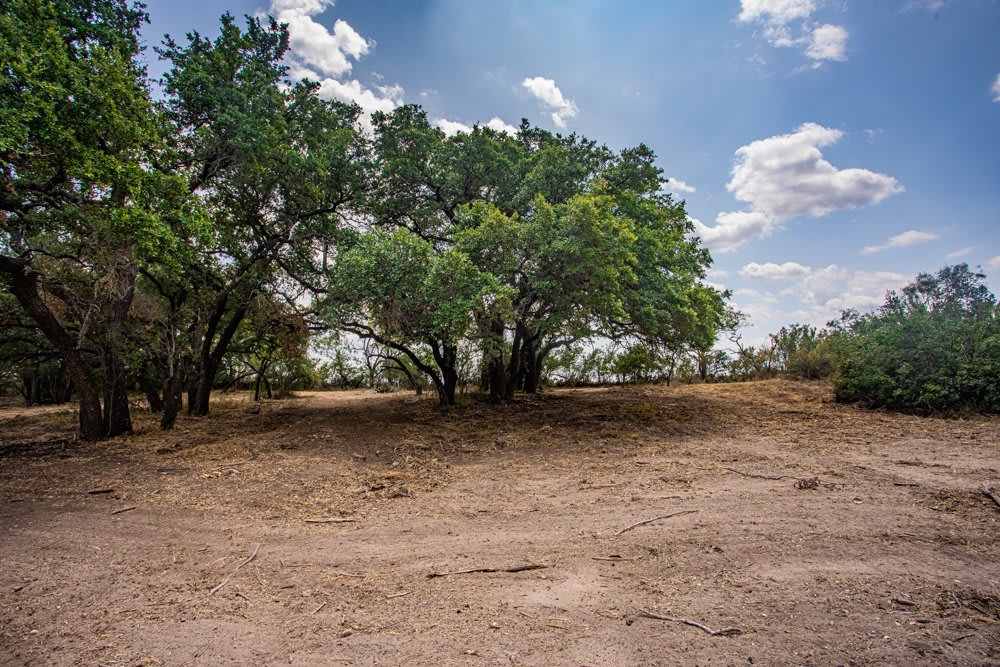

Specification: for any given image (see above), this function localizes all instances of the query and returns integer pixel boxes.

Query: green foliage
[771,323,833,379]
[829,265,1000,414]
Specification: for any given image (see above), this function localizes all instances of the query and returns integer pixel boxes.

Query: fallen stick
[386,590,413,599]
[428,564,547,579]
[893,481,920,487]
[311,602,327,614]
[983,487,1000,510]
[210,543,261,594]
[210,459,255,470]
[724,467,786,481]
[304,517,356,524]
[617,510,698,535]
[111,506,137,515]
[724,467,843,488]
[87,488,115,495]
[639,610,742,636]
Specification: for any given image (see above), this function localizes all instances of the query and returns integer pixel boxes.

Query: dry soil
[1,380,998,666]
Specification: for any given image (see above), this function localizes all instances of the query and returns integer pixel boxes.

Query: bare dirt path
[1,380,998,666]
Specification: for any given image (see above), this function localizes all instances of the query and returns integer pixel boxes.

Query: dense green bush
[829,265,1000,414]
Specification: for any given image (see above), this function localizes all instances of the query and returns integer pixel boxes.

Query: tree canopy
[1,2,728,436]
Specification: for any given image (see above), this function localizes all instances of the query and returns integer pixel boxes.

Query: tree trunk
[193,301,251,416]
[141,374,164,412]
[430,341,459,406]
[2,259,105,440]
[102,351,133,437]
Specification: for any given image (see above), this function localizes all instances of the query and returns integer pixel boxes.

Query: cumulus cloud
[691,211,775,254]
[992,73,1000,103]
[270,0,402,132]
[694,123,902,253]
[270,0,370,78]
[793,265,907,315]
[485,117,519,134]
[860,229,938,255]
[433,117,518,137]
[738,0,847,65]
[522,76,578,128]
[806,24,847,62]
[740,261,812,280]
[986,255,1000,271]
[433,118,473,136]
[665,177,696,194]
[729,123,904,220]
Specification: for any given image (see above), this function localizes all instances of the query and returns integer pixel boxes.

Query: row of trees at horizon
[0,1,728,439]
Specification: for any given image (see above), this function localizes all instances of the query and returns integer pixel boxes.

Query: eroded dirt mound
[1,381,998,666]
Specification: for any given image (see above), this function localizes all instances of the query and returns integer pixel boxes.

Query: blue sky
[141,0,1000,343]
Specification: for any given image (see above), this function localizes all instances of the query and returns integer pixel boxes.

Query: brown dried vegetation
[1,380,998,666]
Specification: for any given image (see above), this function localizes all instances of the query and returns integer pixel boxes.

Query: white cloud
[692,210,775,253]
[986,256,1000,271]
[728,122,904,220]
[314,79,403,133]
[860,229,938,255]
[992,73,1000,103]
[433,117,518,137]
[270,0,403,133]
[485,117,519,134]
[665,177,696,194]
[739,0,817,24]
[945,246,975,260]
[270,0,370,78]
[792,265,907,318]
[433,118,473,137]
[806,24,847,62]
[522,76,578,128]
[740,261,812,280]
[738,0,847,64]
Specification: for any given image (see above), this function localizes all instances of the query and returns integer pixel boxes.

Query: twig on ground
[724,467,843,488]
[386,590,413,599]
[210,543,261,594]
[210,459,255,470]
[724,467,785,480]
[893,481,920,487]
[312,602,327,614]
[304,517,356,524]
[639,610,742,636]
[111,506,137,515]
[983,487,1000,510]
[87,488,115,495]
[617,510,698,535]
[428,564,547,578]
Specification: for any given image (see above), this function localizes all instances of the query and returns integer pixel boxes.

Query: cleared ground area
[1,380,998,666]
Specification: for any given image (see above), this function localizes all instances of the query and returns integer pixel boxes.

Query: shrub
[828,265,1000,414]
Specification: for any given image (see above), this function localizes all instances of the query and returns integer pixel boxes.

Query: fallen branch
[87,487,115,495]
[724,467,785,481]
[617,510,698,535]
[386,590,413,599]
[983,487,1000,510]
[304,517,356,524]
[111,506,137,515]
[428,564,547,579]
[893,481,920,487]
[210,543,261,594]
[210,459,255,471]
[639,610,742,636]
[725,467,843,488]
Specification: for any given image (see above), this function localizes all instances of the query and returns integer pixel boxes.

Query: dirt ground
[1,380,998,667]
